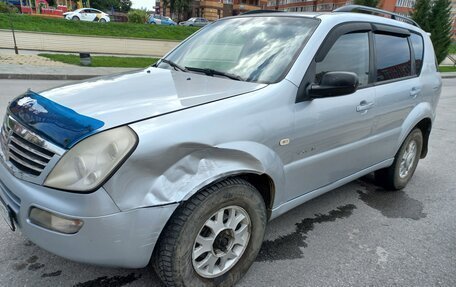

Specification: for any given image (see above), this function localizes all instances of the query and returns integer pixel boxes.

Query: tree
[353,0,379,7]
[411,0,431,32]
[119,0,132,13]
[429,0,452,63]
[162,0,169,16]
[173,0,191,20]
[91,0,132,13]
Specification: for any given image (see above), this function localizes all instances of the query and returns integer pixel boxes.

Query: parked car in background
[179,17,209,27]
[63,8,110,23]
[149,14,176,26]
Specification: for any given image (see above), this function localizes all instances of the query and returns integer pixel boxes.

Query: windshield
[159,16,318,83]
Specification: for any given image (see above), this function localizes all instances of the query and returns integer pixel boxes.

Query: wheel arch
[415,118,432,158]
[170,142,284,216]
[193,172,276,220]
[399,102,434,159]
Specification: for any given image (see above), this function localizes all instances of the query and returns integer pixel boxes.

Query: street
[0,78,455,287]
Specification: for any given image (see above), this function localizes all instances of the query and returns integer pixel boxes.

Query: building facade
[157,0,454,40]
[156,0,267,21]
[266,0,349,12]
[265,0,416,13]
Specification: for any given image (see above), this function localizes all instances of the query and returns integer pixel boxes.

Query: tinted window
[375,34,411,82]
[410,33,424,74]
[315,32,370,87]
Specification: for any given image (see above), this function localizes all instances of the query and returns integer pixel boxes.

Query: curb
[0,73,97,80]
[441,74,456,79]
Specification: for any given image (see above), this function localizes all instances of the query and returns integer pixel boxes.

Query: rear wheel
[375,128,423,190]
[153,178,267,287]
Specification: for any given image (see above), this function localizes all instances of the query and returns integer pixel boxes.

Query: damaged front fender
[103,141,285,211]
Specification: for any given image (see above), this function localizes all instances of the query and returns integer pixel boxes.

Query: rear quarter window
[410,33,424,75]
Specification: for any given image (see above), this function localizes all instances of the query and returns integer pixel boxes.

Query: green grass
[0,13,198,40]
[39,53,158,68]
[439,66,456,72]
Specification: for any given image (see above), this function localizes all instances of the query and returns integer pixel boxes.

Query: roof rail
[241,10,284,15]
[333,5,420,28]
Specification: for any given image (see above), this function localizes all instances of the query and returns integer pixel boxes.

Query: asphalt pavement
[0,79,455,287]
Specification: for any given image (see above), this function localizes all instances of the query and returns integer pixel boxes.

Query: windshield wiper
[185,67,244,81]
[159,59,188,72]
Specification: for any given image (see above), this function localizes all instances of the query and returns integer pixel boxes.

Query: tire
[100,18,106,23]
[375,128,423,190]
[153,178,267,287]
[72,16,80,21]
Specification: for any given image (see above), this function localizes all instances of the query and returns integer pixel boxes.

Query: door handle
[410,87,421,98]
[356,101,374,112]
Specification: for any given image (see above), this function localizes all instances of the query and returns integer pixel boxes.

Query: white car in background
[63,8,110,23]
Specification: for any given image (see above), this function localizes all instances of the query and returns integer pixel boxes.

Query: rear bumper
[0,160,178,268]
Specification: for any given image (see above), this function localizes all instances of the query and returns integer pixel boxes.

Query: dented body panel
[103,81,295,211]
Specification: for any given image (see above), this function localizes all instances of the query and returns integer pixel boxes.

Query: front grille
[1,117,55,177]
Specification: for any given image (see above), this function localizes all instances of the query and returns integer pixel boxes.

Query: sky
[131,0,156,10]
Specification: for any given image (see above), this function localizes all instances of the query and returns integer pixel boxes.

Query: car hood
[8,68,265,148]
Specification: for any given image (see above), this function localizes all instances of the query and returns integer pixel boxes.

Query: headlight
[44,126,138,192]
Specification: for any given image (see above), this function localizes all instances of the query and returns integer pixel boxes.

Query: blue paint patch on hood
[8,91,104,149]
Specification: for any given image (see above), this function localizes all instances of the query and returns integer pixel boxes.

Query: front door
[286,30,377,200]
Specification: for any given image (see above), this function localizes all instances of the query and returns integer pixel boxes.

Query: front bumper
[0,161,178,268]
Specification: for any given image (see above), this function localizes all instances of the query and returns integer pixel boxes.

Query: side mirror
[308,71,359,98]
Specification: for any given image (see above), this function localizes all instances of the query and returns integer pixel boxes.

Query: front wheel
[99,18,106,23]
[72,16,80,21]
[153,178,267,287]
[375,128,423,190]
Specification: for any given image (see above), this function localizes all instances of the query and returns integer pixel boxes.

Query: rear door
[86,9,99,21]
[369,26,420,162]
[195,18,205,27]
[286,23,377,199]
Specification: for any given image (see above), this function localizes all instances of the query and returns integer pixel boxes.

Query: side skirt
[270,158,394,220]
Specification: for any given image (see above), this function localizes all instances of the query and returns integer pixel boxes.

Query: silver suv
[0,6,442,287]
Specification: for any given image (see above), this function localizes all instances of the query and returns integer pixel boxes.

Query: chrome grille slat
[8,144,48,166]
[8,152,44,173]
[9,136,53,160]
[1,114,57,177]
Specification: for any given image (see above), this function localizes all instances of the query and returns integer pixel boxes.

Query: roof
[230,10,422,33]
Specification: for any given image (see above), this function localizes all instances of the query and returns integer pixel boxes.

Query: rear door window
[375,33,412,82]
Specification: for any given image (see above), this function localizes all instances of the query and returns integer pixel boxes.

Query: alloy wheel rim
[399,140,417,178]
[192,205,251,278]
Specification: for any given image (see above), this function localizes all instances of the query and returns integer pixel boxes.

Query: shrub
[0,2,19,13]
[128,9,148,24]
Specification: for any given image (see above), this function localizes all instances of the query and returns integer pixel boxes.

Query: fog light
[29,208,83,234]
